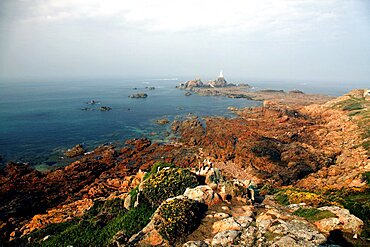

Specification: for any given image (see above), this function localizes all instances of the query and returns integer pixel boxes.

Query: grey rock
[183,240,208,247]
[211,230,241,246]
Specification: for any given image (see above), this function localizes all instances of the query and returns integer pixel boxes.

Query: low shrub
[141,167,198,207]
[155,197,203,244]
[274,189,329,207]
[143,162,175,180]
[275,191,290,205]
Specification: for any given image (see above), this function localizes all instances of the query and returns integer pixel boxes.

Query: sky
[0,0,369,84]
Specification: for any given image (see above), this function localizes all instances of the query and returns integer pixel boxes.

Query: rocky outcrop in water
[64,144,85,158]
[129,93,148,98]
[208,77,227,88]
[178,79,204,89]
[156,118,170,125]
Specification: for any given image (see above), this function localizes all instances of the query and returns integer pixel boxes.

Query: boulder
[183,185,222,206]
[212,217,242,233]
[211,230,240,246]
[271,236,301,247]
[314,206,364,235]
[204,168,223,189]
[128,196,202,246]
[239,226,257,247]
[183,240,208,247]
[234,216,253,228]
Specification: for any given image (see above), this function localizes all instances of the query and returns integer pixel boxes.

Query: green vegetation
[141,167,198,207]
[293,208,336,221]
[24,163,200,246]
[83,198,124,222]
[155,197,202,244]
[333,94,370,155]
[271,183,370,238]
[26,220,78,242]
[274,189,329,207]
[275,191,290,205]
[143,162,175,180]
[128,186,139,208]
[326,174,370,238]
[103,202,155,238]
[333,96,365,112]
[27,198,155,247]
[342,101,364,111]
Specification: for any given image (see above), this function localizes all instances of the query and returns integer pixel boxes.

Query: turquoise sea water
[0,78,261,169]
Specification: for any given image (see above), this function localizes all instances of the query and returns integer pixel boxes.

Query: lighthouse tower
[219,70,224,78]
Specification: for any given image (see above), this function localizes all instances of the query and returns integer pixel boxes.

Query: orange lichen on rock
[20,198,93,236]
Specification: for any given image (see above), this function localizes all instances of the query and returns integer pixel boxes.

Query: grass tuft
[293,208,336,221]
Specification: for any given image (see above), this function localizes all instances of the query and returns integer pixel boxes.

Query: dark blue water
[0,78,261,169]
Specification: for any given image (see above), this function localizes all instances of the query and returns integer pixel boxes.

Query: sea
[0,77,365,170]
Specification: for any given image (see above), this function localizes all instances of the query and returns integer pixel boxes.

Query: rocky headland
[0,89,369,246]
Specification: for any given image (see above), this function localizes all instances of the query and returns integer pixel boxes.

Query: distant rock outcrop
[178,78,204,89]
[209,76,228,88]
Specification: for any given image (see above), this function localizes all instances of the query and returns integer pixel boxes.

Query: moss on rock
[293,208,336,221]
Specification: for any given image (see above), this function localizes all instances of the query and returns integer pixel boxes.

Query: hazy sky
[0,0,369,83]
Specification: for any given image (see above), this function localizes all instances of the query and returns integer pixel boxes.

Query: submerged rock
[86,100,100,105]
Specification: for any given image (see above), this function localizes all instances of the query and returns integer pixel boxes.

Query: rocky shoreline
[0,88,369,246]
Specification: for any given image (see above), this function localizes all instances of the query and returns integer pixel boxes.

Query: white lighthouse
[218,70,224,78]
